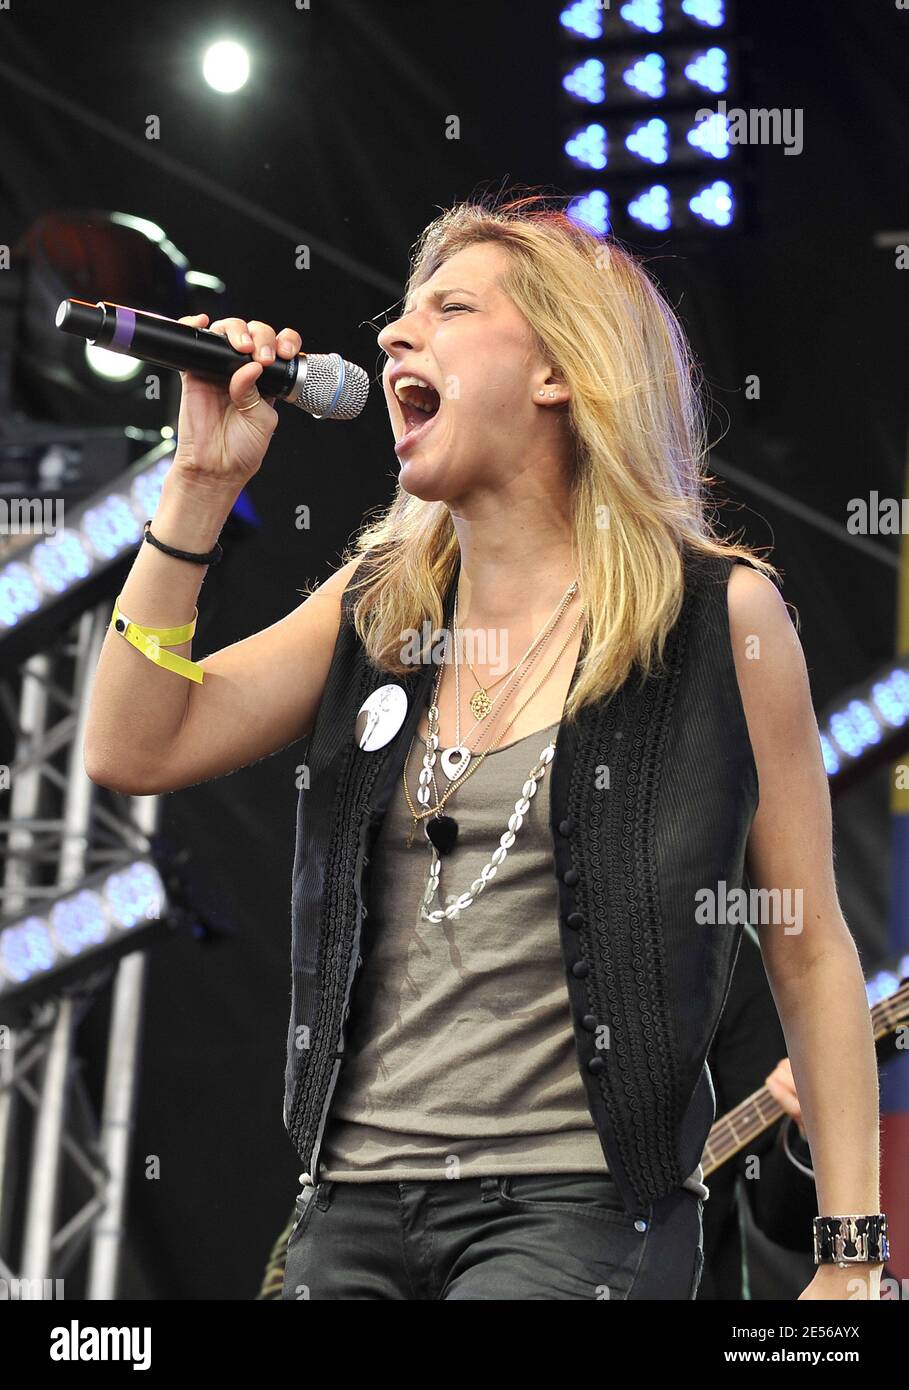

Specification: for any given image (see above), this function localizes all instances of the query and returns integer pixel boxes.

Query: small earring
[548,391,555,398]
[538,389,546,396]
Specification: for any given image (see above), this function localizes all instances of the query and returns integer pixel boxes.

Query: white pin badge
[354,684,409,751]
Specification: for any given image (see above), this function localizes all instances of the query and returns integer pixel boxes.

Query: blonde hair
[325,190,781,724]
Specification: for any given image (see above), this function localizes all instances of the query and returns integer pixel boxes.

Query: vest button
[558,817,575,837]
[581,1014,598,1031]
[563,867,579,886]
[565,911,585,929]
[571,960,589,977]
[587,1056,606,1074]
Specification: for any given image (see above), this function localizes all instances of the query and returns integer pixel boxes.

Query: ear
[534,371,570,406]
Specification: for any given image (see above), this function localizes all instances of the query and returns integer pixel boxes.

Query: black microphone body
[55,298,370,420]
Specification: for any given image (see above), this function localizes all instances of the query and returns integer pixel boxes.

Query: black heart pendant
[425,814,459,855]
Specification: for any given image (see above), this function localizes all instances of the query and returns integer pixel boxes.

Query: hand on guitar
[766,1059,884,1300]
[764,1057,807,1139]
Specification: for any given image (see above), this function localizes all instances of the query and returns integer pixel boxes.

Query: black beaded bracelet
[143,519,223,566]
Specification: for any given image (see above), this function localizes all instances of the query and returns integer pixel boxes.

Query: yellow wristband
[110,596,205,684]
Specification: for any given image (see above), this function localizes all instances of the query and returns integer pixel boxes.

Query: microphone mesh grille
[286,353,370,420]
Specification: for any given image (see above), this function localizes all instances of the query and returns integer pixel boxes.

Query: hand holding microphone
[170,313,296,492]
[55,297,371,495]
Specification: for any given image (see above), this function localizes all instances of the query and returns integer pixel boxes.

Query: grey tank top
[319,719,708,1197]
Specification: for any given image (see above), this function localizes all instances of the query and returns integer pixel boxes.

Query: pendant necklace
[403,603,587,921]
[438,578,580,783]
[402,583,584,856]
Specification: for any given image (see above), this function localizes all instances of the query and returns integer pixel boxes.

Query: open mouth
[394,380,442,451]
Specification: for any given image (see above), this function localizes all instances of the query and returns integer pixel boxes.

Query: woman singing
[85,192,887,1301]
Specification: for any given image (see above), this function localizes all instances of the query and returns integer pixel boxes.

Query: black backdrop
[0,0,906,1297]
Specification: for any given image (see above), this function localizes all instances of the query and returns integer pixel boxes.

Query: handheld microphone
[54,298,371,421]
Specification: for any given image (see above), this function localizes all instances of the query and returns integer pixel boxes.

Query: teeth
[394,374,440,413]
[394,373,433,395]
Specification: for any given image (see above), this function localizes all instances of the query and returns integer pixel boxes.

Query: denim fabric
[282,1170,704,1301]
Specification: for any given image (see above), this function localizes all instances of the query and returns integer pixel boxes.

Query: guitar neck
[701,977,908,1177]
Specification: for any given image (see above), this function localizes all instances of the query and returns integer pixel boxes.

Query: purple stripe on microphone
[110,307,136,350]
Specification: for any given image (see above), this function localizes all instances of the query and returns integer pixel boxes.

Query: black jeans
[282,1170,704,1300]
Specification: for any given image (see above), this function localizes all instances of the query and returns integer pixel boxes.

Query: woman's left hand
[798,1264,882,1300]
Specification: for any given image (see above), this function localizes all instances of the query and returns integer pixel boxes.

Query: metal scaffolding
[0,600,159,1298]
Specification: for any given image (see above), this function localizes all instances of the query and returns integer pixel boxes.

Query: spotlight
[866,960,909,1007]
[562,58,606,104]
[560,48,733,109]
[622,53,666,100]
[628,183,672,231]
[560,0,729,42]
[0,856,170,1023]
[559,0,741,239]
[682,0,725,26]
[684,46,728,94]
[202,39,251,94]
[620,0,664,36]
[820,661,909,791]
[0,446,173,663]
[625,117,670,165]
[560,0,604,41]
[687,109,730,158]
[567,110,735,174]
[13,210,225,429]
[567,189,611,234]
[689,178,734,226]
[573,174,740,233]
[84,344,143,382]
[564,122,608,170]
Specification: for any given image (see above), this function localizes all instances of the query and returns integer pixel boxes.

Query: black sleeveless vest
[283,547,760,1214]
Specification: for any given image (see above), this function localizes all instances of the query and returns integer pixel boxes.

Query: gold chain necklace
[438,580,580,781]
[451,580,579,730]
[401,603,585,849]
[460,625,554,720]
[404,583,580,824]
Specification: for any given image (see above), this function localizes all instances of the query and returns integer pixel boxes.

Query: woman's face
[378,242,560,506]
